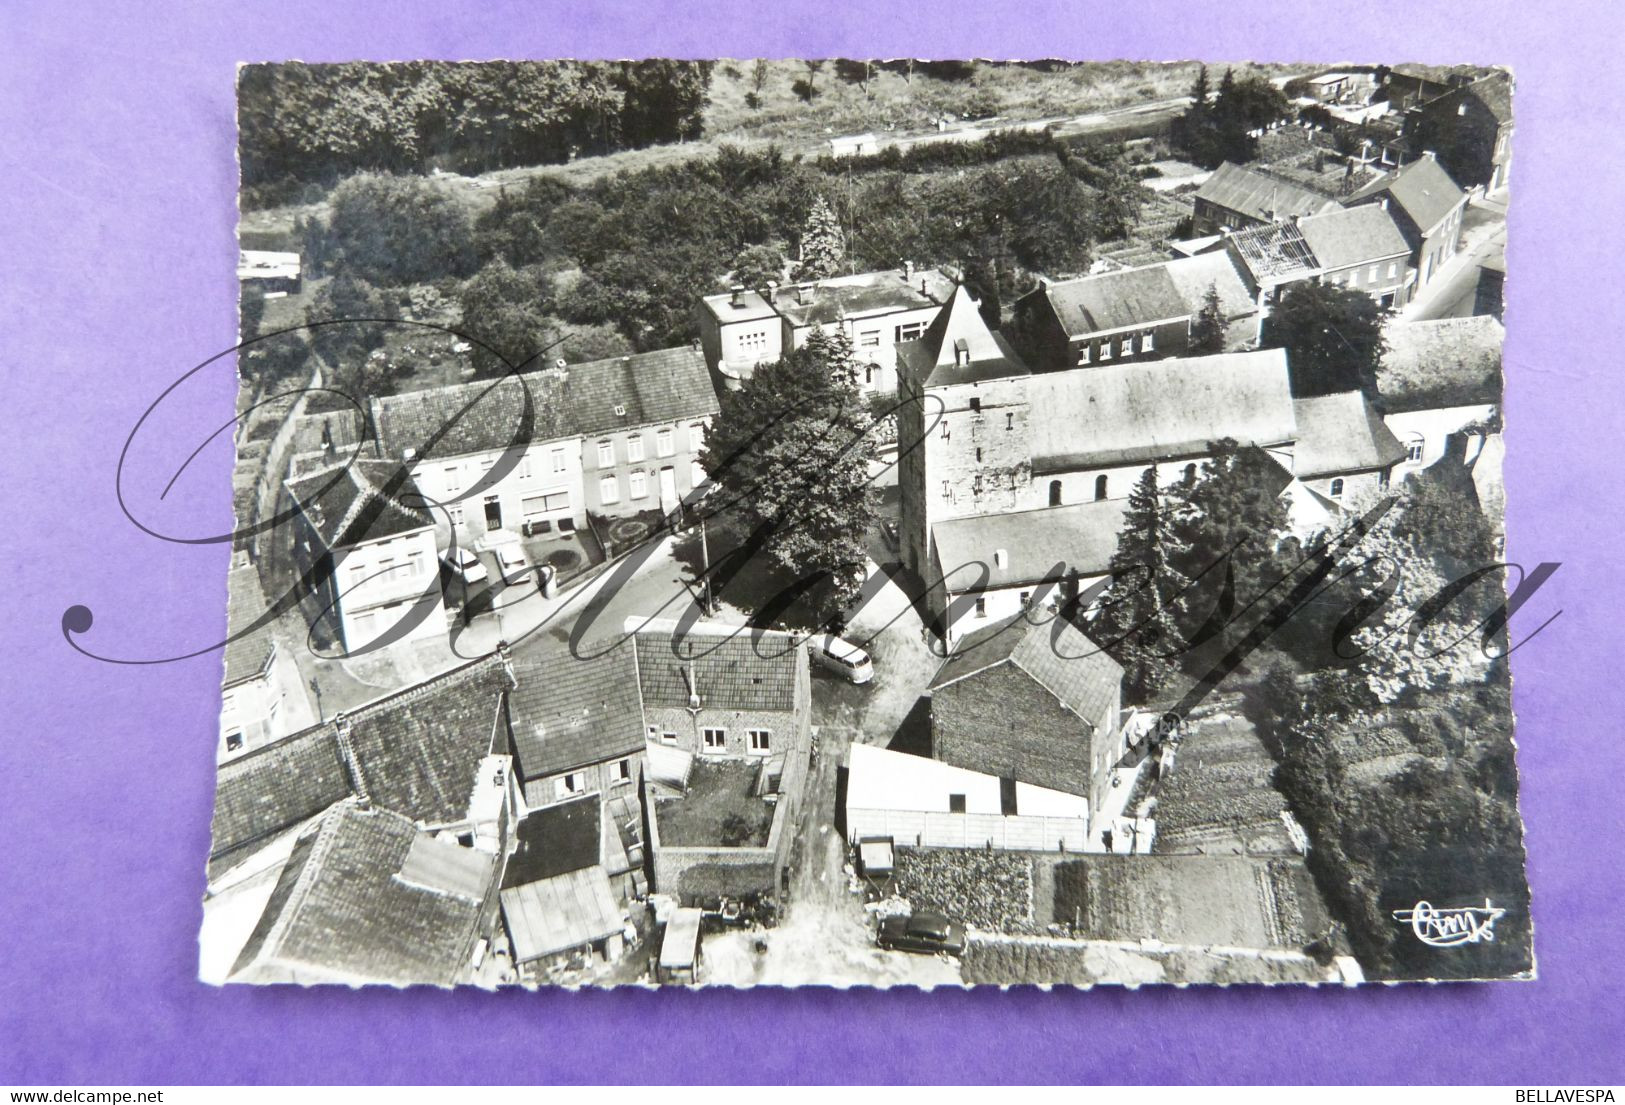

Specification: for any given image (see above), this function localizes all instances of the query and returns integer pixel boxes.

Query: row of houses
[204,619,815,986]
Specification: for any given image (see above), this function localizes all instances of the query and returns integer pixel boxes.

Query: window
[646,725,659,742]
[1120,337,1133,357]
[656,428,674,457]
[556,772,585,798]
[738,329,770,352]
[1406,435,1425,463]
[1329,478,1345,499]
[1019,591,1031,607]
[858,329,881,348]
[1049,480,1062,507]
[1094,474,1108,501]
[522,492,569,519]
[517,455,531,481]
[661,729,678,745]
[689,423,705,453]
[1345,269,1358,286]
[748,729,771,754]
[1367,265,1379,283]
[896,321,927,343]
[948,793,967,814]
[225,732,243,752]
[627,435,645,462]
[408,549,425,577]
[612,758,633,784]
[443,466,461,494]
[1098,341,1112,361]
[1077,344,1091,365]
[348,563,367,588]
[550,447,566,473]
[597,440,614,467]
[600,475,620,505]
[974,597,987,618]
[702,727,727,751]
[630,471,648,499]
[969,396,981,413]
[1387,261,1398,279]
[864,364,874,385]
[448,503,464,525]
[1142,329,1155,352]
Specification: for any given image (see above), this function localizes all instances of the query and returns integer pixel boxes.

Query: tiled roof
[231,802,492,986]
[1294,206,1411,271]
[223,566,277,688]
[931,612,1122,727]
[1464,72,1513,124]
[284,458,434,549]
[1195,162,1339,225]
[1378,316,1504,412]
[370,347,717,461]
[502,794,602,888]
[507,643,645,780]
[1347,154,1466,234]
[932,498,1130,591]
[632,624,801,713]
[1292,391,1407,477]
[210,658,507,877]
[1028,348,1297,472]
[899,284,1030,388]
[1162,251,1258,321]
[1037,265,1191,337]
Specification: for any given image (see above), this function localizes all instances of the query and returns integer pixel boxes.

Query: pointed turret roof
[897,283,1029,387]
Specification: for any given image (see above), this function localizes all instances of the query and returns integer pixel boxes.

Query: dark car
[876,910,967,956]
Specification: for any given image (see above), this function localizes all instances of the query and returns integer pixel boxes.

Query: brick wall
[930,662,1095,798]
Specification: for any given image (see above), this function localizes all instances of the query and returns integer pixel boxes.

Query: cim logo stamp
[1392,899,1507,947]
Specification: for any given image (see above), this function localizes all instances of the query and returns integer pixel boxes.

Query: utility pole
[697,509,718,617]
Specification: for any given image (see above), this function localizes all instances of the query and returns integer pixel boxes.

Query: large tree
[1189,282,1226,355]
[698,329,879,626]
[1091,466,1190,704]
[457,260,558,377]
[324,172,476,286]
[304,273,396,371]
[1261,281,1386,399]
[795,195,846,279]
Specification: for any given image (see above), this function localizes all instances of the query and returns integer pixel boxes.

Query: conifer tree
[1189,282,1226,355]
[796,195,846,279]
[1092,466,1190,704]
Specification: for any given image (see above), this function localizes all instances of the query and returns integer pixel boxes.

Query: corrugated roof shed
[284,458,434,548]
[1027,348,1297,472]
[501,865,622,963]
[1292,391,1407,477]
[370,346,717,461]
[932,498,1129,591]
[632,625,801,713]
[507,642,644,780]
[230,802,492,986]
[1195,162,1339,225]
[1294,206,1411,271]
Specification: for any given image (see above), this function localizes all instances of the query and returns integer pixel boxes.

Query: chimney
[730,284,745,307]
[794,285,807,305]
[333,712,371,809]
[682,663,702,710]
[904,260,915,283]
[920,276,928,295]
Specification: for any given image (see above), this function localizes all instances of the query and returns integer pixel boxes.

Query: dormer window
[614,404,627,417]
[954,338,970,367]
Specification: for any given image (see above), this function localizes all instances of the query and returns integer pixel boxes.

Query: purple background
[2,0,1620,1085]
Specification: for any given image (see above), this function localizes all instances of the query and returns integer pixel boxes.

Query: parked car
[810,633,874,684]
[876,910,966,956]
[495,545,530,583]
[444,547,488,587]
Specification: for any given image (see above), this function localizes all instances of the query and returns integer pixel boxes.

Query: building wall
[706,312,783,390]
[1384,404,1497,472]
[939,575,1109,649]
[1417,204,1466,286]
[1297,466,1392,507]
[790,304,938,397]
[522,749,645,811]
[411,439,586,539]
[329,526,448,652]
[1065,318,1190,369]
[581,419,710,519]
[930,662,1097,799]
[1193,197,1262,237]
[847,808,1091,853]
[219,660,282,762]
[1318,253,1413,307]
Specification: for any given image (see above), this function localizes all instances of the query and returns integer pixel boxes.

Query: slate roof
[932,498,1130,590]
[502,794,603,888]
[1347,154,1466,234]
[1464,72,1513,124]
[223,566,277,688]
[1292,391,1408,478]
[632,624,802,713]
[284,458,434,549]
[1162,251,1258,321]
[230,802,492,987]
[931,612,1122,728]
[1027,348,1297,472]
[1034,265,1191,338]
[1378,316,1505,412]
[1195,162,1338,225]
[1294,205,1412,270]
[370,346,717,461]
[507,643,645,781]
[898,284,1030,388]
[209,658,507,878]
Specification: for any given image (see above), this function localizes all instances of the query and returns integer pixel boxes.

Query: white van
[810,634,874,684]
